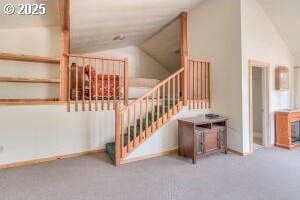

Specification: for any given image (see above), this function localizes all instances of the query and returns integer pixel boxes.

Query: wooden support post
[181,12,188,106]
[60,30,70,101]
[58,0,70,101]
[115,102,121,166]
[124,58,129,106]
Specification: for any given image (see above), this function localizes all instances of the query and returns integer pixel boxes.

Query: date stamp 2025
[4,4,46,15]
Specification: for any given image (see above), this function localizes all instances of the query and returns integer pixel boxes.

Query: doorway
[249,60,271,153]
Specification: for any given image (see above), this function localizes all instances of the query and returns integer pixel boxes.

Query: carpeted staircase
[106,99,179,162]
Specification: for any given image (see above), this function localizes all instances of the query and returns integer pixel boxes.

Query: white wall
[187,0,244,152]
[0,104,115,165]
[85,46,170,80]
[126,107,209,160]
[0,26,61,99]
[241,0,295,151]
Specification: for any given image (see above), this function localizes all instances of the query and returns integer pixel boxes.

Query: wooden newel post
[115,102,121,166]
[124,58,129,106]
[181,12,188,106]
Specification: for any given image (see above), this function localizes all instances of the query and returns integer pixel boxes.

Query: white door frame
[249,60,271,153]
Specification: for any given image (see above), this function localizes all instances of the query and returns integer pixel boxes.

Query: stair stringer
[120,105,209,164]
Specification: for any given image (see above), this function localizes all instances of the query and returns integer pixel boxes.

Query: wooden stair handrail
[121,67,185,112]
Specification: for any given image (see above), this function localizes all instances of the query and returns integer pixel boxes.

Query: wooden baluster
[107,61,110,110]
[127,109,131,151]
[156,87,160,119]
[118,61,121,103]
[187,60,191,109]
[89,58,92,111]
[120,111,124,158]
[173,76,175,112]
[208,62,211,108]
[177,74,180,108]
[82,58,85,111]
[95,59,98,111]
[101,60,104,110]
[205,62,209,108]
[197,61,200,109]
[139,100,143,142]
[145,95,149,137]
[115,102,121,166]
[75,57,78,111]
[124,58,128,106]
[152,92,155,132]
[202,61,205,109]
[67,56,71,112]
[133,104,137,147]
[113,61,116,109]
[167,79,170,117]
[193,61,196,109]
[157,87,160,127]
[162,84,165,123]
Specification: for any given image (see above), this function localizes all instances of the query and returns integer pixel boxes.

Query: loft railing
[67,54,128,111]
[187,59,211,109]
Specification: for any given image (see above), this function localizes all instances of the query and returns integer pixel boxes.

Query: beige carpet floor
[1,147,300,200]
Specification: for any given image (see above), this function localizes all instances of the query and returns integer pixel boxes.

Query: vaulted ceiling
[257,0,300,59]
[140,18,181,73]
[0,0,60,29]
[70,0,203,54]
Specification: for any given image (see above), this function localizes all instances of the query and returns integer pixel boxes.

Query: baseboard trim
[120,149,178,164]
[0,148,106,170]
[228,148,251,156]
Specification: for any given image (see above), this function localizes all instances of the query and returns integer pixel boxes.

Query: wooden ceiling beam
[58,0,70,30]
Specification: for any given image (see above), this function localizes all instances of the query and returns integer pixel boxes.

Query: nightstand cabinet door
[218,127,227,149]
[196,132,203,154]
[204,130,219,153]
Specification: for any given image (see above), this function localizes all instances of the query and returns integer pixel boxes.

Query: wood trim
[58,0,70,31]
[227,148,251,156]
[181,12,188,105]
[124,58,129,106]
[248,59,271,153]
[59,0,70,101]
[115,102,121,166]
[68,54,125,62]
[0,100,124,106]
[0,52,60,64]
[0,148,105,170]
[0,77,60,83]
[120,149,178,164]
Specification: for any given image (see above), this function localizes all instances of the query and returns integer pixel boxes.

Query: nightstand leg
[192,157,196,164]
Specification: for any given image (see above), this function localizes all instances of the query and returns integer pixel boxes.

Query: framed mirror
[275,66,289,90]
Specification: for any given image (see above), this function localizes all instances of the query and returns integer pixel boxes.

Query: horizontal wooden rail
[0,99,60,106]
[0,77,60,83]
[0,52,61,64]
[67,54,128,111]
[67,54,125,62]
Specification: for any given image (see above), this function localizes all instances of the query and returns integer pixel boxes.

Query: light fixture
[113,33,125,41]
[173,48,181,55]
